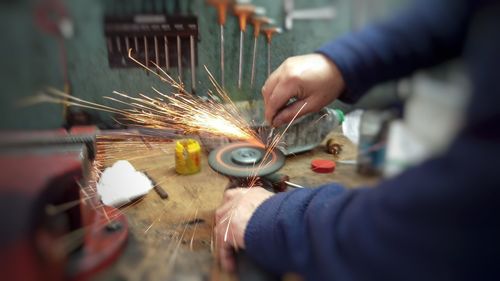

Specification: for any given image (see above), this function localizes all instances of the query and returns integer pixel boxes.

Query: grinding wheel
[208,142,285,178]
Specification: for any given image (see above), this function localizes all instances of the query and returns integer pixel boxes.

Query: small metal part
[154,185,169,199]
[190,34,196,93]
[284,181,304,189]
[326,139,343,156]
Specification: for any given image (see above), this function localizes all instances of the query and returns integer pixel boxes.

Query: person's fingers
[219,245,236,272]
[215,217,237,272]
[215,201,234,223]
[272,99,311,127]
[265,78,301,125]
[222,189,240,203]
[262,66,281,107]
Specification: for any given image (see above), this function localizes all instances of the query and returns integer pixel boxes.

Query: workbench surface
[92,132,378,281]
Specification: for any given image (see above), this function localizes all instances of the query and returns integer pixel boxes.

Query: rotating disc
[208,142,285,178]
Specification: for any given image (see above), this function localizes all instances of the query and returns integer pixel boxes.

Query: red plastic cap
[311,159,336,173]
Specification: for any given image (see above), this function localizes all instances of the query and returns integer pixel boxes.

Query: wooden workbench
[92,132,378,281]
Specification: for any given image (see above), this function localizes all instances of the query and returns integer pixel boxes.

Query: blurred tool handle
[292,7,336,20]
[284,0,336,30]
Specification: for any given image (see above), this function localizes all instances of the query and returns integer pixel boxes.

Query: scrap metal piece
[326,138,343,157]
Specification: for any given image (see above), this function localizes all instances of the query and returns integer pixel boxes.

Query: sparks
[27,48,261,143]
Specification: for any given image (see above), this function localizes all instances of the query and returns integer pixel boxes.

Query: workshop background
[0,0,407,130]
[0,1,477,280]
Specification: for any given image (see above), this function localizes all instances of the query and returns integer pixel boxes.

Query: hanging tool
[164,35,170,71]
[134,36,139,53]
[125,36,130,53]
[163,1,170,73]
[154,36,159,70]
[207,0,231,88]
[143,35,150,75]
[190,32,197,93]
[250,13,272,88]
[115,36,122,53]
[233,3,255,89]
[262,26,282,77]
[176,33,182,81]
[174,0,182,81]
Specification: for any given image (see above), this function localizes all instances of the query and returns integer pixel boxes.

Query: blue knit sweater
[245,0,500,280]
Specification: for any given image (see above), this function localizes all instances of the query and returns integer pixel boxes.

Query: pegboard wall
[0,0,405,129]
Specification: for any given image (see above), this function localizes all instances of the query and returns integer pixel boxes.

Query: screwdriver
[154,35,160,72]
[262,26,282,77]
[164,35,170,71]
[233,3,255,89]
[250,13,272,88]
[177,35,182,81]
[207,0,231,88]
[190,27,197,93]
[144,35,149,74]
[174,0,182,81]
[125,36,130,53]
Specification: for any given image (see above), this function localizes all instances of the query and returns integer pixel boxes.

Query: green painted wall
[0,0,406,130]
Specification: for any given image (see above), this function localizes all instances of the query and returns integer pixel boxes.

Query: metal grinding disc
[208,142,285,178]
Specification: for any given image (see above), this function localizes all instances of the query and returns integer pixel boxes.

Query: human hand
[214,187,274,272]
[262,54,346,127]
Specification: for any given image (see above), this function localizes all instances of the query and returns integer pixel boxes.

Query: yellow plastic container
[175,139,201,175]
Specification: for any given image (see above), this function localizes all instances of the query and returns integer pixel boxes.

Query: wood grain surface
[92,132,379,281]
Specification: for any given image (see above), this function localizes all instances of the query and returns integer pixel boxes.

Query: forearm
[244,130,500,280]
[244,184,352,280]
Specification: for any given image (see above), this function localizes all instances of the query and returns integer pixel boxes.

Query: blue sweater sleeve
[245,132,500,280]
[317,0,471,103]
[245,0,500,279]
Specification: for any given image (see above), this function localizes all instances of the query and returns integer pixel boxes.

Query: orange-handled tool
[233,3,255,89]
[207,0,232,88]
[250,15,272,88]
[262,26,282,77]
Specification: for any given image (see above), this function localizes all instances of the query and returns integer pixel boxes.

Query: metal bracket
[284,0,337,30]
